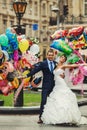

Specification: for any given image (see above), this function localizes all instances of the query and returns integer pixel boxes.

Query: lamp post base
[14,88,23,107]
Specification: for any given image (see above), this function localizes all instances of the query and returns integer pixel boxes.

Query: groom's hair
[47,49,54,55]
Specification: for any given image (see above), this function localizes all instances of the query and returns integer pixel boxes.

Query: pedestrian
[41,54,87,126]
[26,49,58,123]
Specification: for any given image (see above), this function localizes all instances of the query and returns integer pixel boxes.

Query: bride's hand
[81,63,87,66]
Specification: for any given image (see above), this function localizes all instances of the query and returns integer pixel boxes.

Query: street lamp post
[51,7,60,29]
[13,0,27,107]
[13,0,27,34]
[51,0,60,29]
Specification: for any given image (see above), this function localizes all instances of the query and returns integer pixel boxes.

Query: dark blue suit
[27,59,57,118]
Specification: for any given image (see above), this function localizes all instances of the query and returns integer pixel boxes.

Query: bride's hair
[60,54,67,62]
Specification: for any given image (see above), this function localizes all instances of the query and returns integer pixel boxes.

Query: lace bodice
[54,68,65,77]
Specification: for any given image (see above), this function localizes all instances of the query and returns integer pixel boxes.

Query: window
[10,20,14,26]
[49,5,52,16]
[28,24,32,37]
[2,0,6,8]
[3,19,7,32]
[34,2,38,16]
[9,0,13,10]
[84,0,87,15]
[28,2,32,15]
[42,3,46,16]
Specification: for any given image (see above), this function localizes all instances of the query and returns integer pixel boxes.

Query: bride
[41,54,87,126]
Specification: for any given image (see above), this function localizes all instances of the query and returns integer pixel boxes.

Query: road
[0,106,87,130]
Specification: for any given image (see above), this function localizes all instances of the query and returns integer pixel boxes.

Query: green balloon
[59,40,73,55]
[67,54,80,63]
[0,34,8,46]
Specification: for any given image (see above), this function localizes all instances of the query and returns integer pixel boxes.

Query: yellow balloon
[19,39,29,53]
[11,77,19,88]
[22,70,31,87]
[22,70,30,76]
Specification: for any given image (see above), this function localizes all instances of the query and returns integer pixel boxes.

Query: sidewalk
[70,83,87,92]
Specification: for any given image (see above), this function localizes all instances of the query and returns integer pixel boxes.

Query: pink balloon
[0,80,8,87]
[13,50,19,61]
[79,66,87,76]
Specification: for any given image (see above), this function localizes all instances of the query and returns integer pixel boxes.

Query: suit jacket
[27,59,57,91]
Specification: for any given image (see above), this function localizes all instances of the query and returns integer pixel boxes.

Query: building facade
[0,0,87,59]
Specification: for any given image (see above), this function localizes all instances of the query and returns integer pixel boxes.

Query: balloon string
[14,79,24,104]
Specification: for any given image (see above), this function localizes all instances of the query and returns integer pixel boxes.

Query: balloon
[30,37,39,44]
[72,34,86,49]
[3,62,14,73]
[22,51,39,65]
[5,27,16,41]
[79,66,87,76]
[50,30,68,40]
[1,84,14,96]
[30,44,40,55]
[19,39,29,53]
[6,28,18,50]
[67,54,80,63]
[22,70,31,87]
[71,70,84,85]
[67,26,84,37]
[28,40,33,46]
[13,50,19,61]
[11,77,19,88]
[0,51,6,65]
[0,79,8,87]
[6,72,15,82]
[2,50,9,61]
[50,39,73,55]
[0,34,8,46]
[17,35,26,41]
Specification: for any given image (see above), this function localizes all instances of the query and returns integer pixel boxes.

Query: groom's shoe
[37,118,43,124]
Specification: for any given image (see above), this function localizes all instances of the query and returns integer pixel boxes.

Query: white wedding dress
[41,68,87,125]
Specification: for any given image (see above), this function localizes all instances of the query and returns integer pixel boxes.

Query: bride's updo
[59,54,67,63]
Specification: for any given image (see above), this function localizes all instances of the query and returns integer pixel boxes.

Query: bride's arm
[62,63,87,69]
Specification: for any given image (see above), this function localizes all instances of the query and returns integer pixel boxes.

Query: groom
[26,49,57,123]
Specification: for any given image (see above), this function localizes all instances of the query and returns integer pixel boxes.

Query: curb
[0,100,87,115]
[0,106,40,115]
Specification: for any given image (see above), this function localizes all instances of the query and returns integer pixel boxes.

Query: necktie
[50,61,53,72]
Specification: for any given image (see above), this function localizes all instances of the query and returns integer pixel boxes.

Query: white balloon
[2,50,9,61]
[30,44,40,55]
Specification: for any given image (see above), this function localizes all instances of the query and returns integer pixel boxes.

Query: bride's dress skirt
[41,69,87,125]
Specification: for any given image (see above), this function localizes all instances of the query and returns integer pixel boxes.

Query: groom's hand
[60,73,65,79]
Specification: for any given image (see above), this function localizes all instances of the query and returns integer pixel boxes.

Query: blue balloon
[6,28,18,50]
[50,39,73,55]
[83,32,87,41]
